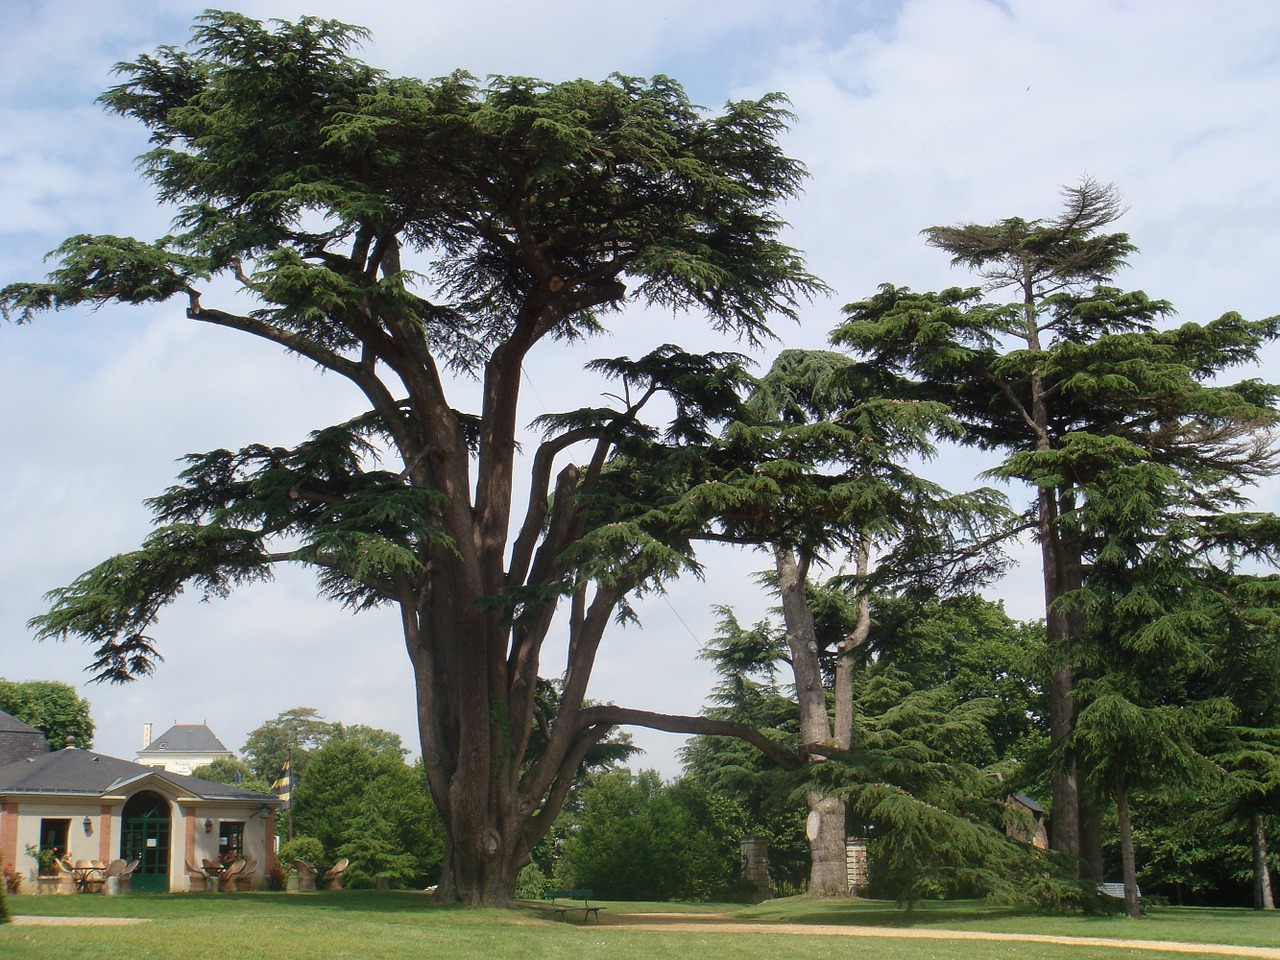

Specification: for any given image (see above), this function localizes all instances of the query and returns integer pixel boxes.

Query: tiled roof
[137,723,233,756]
[0,747,274,803]
[0,708,43,736]
[0,708,50,767]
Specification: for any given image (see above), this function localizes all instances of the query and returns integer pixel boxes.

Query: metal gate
[120,791,171,893]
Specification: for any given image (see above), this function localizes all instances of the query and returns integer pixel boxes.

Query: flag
[271,757,295,809]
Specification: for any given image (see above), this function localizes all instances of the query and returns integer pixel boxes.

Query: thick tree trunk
[807,794,849,898]
[1252,812,1276,911]
[1041,486,1085,867]
[1115,778,1141,919]
[1079,792,1104,883]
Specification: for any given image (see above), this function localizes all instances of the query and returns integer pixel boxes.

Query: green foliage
[0,12,823,903]
[277,835,325,869]
[0,678,94,749]
[0,865,10,921]
[24,844,59,876]
[191,756,272,794]
[808,669,1085,907]
[334,806,421,888]
[241,707,337,782]
[291,730,444,886]
[514,862,550,900]
[557,770,752,901]
[868,596,1047,764]
[681,606,808,890]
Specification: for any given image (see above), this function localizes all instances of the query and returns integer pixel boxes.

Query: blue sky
[2,0,1279,775]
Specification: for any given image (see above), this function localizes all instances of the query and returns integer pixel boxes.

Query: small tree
[0,678,93,749]
[642,348,1009,896]
[334,807,421,888]
[557,769,750,901]
[292,728,444,886]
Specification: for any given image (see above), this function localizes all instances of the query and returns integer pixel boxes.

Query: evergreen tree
[650,348,1010,896]
[835,179,1280,867]
[334,806,422,888]
[1,11,820,904]
[292,728,444,886]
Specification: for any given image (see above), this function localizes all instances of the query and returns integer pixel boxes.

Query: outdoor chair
[118,859,140,895]
[83,865,106,893]
[324,858,349,890]
[219,857,247,892]
[186,858,214,892]
[102,858,127,895]
[235,857,258,892]
[294,859,318,892]
[51,857,77,895]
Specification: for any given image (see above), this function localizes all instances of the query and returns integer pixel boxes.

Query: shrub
[278,836,326,869]
[515,862,549,900]
[0,861,12,921]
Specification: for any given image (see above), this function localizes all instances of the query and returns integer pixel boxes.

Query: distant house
[0,708,50,767]
[134,722,235,776]
[1005,792,1049,849]
[0,744,279,892]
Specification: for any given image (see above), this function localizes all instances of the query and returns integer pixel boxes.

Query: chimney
[142,722,153,749]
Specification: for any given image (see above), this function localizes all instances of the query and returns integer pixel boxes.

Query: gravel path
[593,913,1280,958]
[8,916,150,925]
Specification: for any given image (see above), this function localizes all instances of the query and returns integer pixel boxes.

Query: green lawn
[3,891,1277,960]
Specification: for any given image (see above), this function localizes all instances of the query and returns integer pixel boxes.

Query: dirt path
[595,913,1280,959]
[8,916,150,926]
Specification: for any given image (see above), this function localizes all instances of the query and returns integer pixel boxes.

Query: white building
[134,723,235,776]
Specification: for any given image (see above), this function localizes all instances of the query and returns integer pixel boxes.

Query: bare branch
[577,705,802,769]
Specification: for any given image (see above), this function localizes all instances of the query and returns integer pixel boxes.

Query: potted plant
[24,845,59,894]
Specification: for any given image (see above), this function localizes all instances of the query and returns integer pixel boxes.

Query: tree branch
[577,705,802,769]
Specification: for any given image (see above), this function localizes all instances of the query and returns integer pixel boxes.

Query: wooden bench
[545,888,603,922]
[1098,881,1140,899]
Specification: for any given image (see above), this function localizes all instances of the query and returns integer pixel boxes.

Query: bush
[0,863,11,922]
[557,770,750,901]
[515,862,549,900]
[278,835,325,869]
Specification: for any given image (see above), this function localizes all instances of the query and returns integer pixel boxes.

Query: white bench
[1098,881,1140,898]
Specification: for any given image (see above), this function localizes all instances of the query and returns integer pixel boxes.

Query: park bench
[545,888,603,922]
[1098,881,1140,899]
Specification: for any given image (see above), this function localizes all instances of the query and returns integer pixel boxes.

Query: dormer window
[156,742,167,750]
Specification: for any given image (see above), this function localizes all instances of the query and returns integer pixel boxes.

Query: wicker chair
[294,858,318,892]
[323,858,350,890]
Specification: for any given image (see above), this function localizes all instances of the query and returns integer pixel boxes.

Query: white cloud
[3,0,1279,776]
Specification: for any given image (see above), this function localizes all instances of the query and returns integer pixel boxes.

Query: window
[218,821,244,859]
[39,818,70,858]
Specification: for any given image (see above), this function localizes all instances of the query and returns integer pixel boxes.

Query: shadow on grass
[733,899,1051,929]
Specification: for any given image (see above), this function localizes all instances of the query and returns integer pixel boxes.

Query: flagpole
[286,746,294,841]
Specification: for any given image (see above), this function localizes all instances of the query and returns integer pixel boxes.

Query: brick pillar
[185,805,199,891]
[0,802,19,869]
[98,803,113,862]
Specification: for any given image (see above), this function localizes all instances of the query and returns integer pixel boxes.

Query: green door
[120,791,171,893]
